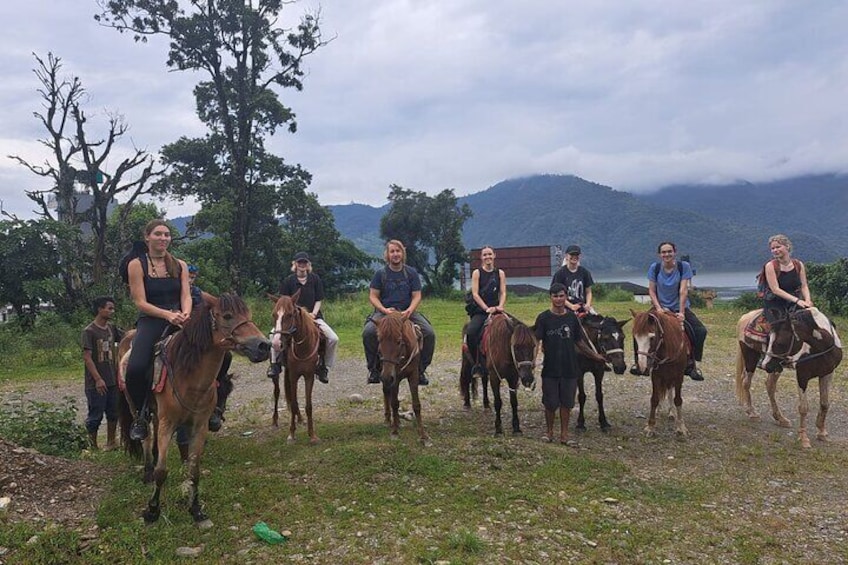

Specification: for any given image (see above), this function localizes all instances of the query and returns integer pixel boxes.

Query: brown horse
[736,307,842,448]
[631,309,689,438]
[271,291,324,444]
[484,313,537,436]
[375,312,431,446]
[459,322,490,410]
[118,294,270,526]
[576,314,629,432]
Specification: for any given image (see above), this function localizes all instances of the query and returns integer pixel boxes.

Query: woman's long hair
[144,219,180,278]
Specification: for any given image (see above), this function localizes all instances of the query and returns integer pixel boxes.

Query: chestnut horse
[576,314,629,432]
[459,322,490,410]
[631,309,689,438]
[736,307,842,448]
[484,313,537,436]
[270,291,324,444]
[118,294,270,526]
[375,312,431,445]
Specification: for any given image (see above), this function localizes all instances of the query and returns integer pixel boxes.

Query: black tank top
[763,263,802,321]
[477,268,500,308]
[139,255,182,315]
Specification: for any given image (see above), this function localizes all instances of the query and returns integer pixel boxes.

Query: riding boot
[87,430,99,450]
[129,397,150,441]
[266,361,282,378]
[208,387,227,432]
[316,361,329,384]
[104,421,118,451]
[418,362,429,386]
[178,442,190,464]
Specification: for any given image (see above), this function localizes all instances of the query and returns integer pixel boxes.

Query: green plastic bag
[252,521,288,545]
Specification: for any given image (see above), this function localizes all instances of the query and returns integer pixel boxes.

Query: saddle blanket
[744,313,770,344]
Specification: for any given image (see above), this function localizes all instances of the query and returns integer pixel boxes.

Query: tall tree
[380,185,472,295]
[8,53,162,291]
[97,0,325,293]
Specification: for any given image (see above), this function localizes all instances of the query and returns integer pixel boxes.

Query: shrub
[0,393,88,457]
[807,259,848,315]
[733,291,762,312]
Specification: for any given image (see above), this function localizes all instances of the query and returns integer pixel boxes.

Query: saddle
[151,334,177,393]
[744,312,770,344]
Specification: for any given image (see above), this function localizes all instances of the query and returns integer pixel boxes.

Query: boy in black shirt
[534,283,583,445]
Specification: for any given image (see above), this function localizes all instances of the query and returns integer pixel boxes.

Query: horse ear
[629,308,639,318]
[619,318,631,328]
[203,292,218,308]
[267,292,280,303]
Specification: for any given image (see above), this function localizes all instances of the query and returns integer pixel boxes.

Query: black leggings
[125,316,171,411]
[466,313,487,366]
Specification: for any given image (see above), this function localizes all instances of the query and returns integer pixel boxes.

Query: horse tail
[734,342,747,405]
[283,366,295,411]
[118,391,143,459]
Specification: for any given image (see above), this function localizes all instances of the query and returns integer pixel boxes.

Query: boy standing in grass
[533,283,582,446]
[81,296,123,450]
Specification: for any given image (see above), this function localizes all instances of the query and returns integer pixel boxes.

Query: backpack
[650,260,685,281]
[118,241,149,285]
[756,259,801,300]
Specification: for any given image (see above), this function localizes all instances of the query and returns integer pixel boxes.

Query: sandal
[562,439,579,448]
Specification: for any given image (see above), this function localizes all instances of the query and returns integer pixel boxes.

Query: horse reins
[636,312,685,369]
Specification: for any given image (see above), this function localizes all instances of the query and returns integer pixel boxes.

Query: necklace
[149,255,166,278]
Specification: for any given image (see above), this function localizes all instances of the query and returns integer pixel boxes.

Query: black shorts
[541,377,577,411]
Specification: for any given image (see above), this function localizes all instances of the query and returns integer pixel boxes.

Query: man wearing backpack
[362,239,436,385]
[630,241,707,381]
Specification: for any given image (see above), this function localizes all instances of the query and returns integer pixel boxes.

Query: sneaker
[316,365,329,384]
[208,408,223,432]
[129,417,148,441]
[266,362,281,379]
[688,367,704,381]
[418,372,429,386]
[367,370,381,384]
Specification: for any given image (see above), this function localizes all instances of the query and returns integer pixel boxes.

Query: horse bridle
[636,312,684,369]
[379,332,420,375]
[273,306,320,361]
[583,320,624,369]
[774,310,838,366]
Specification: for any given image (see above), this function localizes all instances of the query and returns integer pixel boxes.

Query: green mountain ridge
[329,173,847,271]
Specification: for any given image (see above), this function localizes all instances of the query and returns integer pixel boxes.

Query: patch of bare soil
[0,438,114,528]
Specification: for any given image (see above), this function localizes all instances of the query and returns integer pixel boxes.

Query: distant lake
[505,271,757,301]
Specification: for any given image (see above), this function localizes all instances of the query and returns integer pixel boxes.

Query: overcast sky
[2,1,847,219]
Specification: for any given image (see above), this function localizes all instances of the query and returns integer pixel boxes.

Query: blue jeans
[85,385,118,434]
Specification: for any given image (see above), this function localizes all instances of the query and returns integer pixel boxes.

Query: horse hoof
[390,434,400,441]
[600,422,612,432]
[576,423,586,431]
[142,509,160,523]
[196,518,214,529]
[421,438,432,447]
[747,413,761,422]
[800,438,812,449]
[309,437,320,446]
[512,430,522,436]
[776,418,792,428]
[817,432,829,442]
[643,427,656,438]
[494,430,504,437]
[286,436,296,444]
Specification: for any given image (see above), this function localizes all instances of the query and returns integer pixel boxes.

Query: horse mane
[378,312,415,343]
[170,293,249,374]
[633,310,685,357]
[511,321,536,351]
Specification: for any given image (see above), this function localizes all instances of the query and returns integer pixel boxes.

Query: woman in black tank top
[467,246,508,374]
[763,234,812,323]
[124,219,192,440]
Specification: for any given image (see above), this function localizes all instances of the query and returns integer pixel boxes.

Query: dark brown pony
[459,322,490,410]
[118,294,270,526]
[375,312,431,446]
[576,314,629,432]
[736,307,842,448]
[484,313,537,436]
[271,291,324,444]
[631,309,689,438]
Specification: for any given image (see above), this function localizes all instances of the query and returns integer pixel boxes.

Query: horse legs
[409,375,431,446]
[576,375,588,431]
[797,379,812,449]
[509,378,522,435]
[644,384,661,437]
[594,371,610,431]
[673,383,687,438]
[481,372,490,410]
[460,358,472,409]
[143,414,176,523]
[382,380,392,426]
[272,374,280,428]
[815,374,832,442]
[287,374,300,444]
[765,372,792,428]
[186,424,212,528]
[304,376,318,445]
[389,382,401,439]
[489,375,503,436]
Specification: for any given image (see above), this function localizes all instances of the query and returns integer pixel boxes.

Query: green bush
[0,393,88,457]
[604,287,634,302]
[733,291,762,312]
[807,259,848,315]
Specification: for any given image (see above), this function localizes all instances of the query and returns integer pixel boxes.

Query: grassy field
[2,295,848,564]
